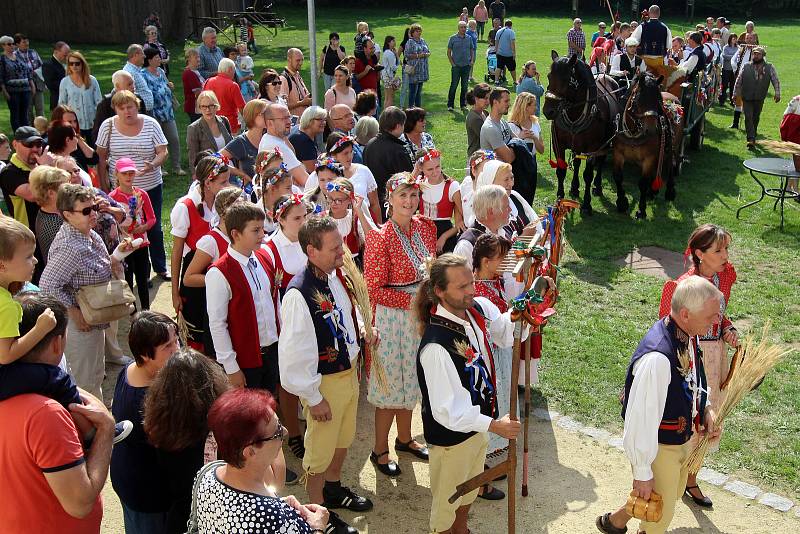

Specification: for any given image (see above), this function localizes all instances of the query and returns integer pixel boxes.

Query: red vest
[264,239,294,289]
[183,197,211,251]
[209,229,229,259]
[435,180,455,219]
[211,248,277,369]
[343,215,360,255]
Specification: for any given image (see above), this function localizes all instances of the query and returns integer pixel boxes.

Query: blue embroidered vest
[286,265,356,375]
[687,46,707,81]
[640,20,668,56]
[417,304,499,447]
[621,317,708,445]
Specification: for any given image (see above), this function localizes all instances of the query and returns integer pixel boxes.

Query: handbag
[184,460,225,534]
[404,63,416,75]
[76,279,136,325]
[624,490,663,523]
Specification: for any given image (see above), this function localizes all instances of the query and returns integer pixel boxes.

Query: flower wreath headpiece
[316,155,344,175]
[330,135,354,153]
[471,150,496,170]
[325,181,353,198]
[417,148,441,165]
[255,146,283,175]
[386,172,424,195]
[208,153,231,179]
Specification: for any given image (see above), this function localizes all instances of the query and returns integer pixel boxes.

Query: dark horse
[613,71,680,219]
[543,50,621,215]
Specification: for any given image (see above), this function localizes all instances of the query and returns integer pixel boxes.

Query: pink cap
[115,158,137,173]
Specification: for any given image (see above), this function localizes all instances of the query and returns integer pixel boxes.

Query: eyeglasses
[198,104,217,110]
[68,204,99,216]
[249,422,287,445]
[330,197,349,205]
[68,61,82,66]
[268,115,291,122]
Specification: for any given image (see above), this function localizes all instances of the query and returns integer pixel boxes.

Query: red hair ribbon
[417,149,441,165]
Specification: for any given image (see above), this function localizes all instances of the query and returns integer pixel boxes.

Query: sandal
[477,484,505,500]
[595,513,628,534]
[395,438,429,461]
[370,450,401,477]
[287,435,305,459]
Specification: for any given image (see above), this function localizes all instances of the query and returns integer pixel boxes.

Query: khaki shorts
[428,432,489,533]
[301,367,359,475]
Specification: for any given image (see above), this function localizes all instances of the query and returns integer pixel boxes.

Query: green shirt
[0,286,22,339]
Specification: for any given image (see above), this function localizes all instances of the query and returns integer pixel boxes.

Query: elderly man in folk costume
[596,276,722,534]
[729,32,758,130]
[415,253,522,534]
[278,216,375,534]
[733,46,781,149]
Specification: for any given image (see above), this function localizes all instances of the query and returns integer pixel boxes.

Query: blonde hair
[410,23,422,34]
[111,89,140,110]
[0,215,36,261]
[242,99,268,129]
[66,51,91,88]
[196,90,220,112]
[508,92,539,127]
[357,21,369,32]
[29,165,70,204]
[671,276,723,316]
[214,186,244,221]
[185,48,199,63]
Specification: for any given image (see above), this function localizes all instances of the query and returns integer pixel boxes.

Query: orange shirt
[203,74,246,134]
[0,394,103,533]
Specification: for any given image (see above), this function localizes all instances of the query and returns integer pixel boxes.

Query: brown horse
[612,72,681,218]
[543,50,621,215]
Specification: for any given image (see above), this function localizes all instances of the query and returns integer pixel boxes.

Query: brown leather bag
[76,280,135,325]
[625,490,663,523]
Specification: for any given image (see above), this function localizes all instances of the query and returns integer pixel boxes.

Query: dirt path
[100,283,798,533]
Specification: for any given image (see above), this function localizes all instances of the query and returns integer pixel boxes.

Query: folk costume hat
[476,159,507,190]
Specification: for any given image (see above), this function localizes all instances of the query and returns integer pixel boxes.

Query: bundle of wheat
[176,312,191,348]
[685,322,794,473]
[341,251,389,393]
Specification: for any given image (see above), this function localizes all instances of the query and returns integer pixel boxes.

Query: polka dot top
[195,465,312,534]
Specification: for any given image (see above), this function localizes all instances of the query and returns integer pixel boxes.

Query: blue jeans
[145,183,167,274]
[122,502,169,534]
[7,91,31,132]
[408,82,424,108]
[477,21,486,40]
[323,73,334,91]
[399,71,410,108]
[447,65,471,108]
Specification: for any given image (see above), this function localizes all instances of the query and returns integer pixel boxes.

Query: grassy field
[4,8,799,499]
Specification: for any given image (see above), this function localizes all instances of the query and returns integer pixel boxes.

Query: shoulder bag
[76,278,136,326]
[184,460,226,534]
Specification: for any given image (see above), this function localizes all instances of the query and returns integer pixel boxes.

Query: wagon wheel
[689,113,705,150]
[674,132,687,176]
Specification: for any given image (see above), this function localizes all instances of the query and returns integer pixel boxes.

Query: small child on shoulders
[236,43,258,102]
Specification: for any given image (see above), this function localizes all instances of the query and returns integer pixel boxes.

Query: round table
[736,158,800,231]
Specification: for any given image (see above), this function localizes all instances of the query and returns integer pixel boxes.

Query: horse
[543,50,621,215]
[612,71,682,218]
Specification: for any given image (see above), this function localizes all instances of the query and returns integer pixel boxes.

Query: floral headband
[316,156,343,175]
[386,173,424,195]
[329,135,354,154]
[208,153,231,178]
[255,147,283,175]
[417,149,441,165]
[471,150,496,169]
[326,181,353,197]
[274,193,322,219]
[259,163,289,189]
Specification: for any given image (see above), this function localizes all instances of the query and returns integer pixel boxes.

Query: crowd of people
[0,5,792,534]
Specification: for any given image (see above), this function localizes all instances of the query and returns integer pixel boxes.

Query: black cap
[13,126,42,144]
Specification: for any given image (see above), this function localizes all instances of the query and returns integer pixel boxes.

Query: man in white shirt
[596,276,721,534]
[416,253,521,534]
[259,103,309,188]
[632,5,672,58]
[610,37,646,90]
[278,216,372,534]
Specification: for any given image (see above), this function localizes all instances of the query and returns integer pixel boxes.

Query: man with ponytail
[415,253,521,534]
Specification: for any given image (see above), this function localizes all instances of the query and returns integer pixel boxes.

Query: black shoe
[288,435,305,459]
[595,513,628,534]
[477,484,505,500]
[369,450,401,477]
[285,467,299,486]
[325,510,358,534]
[147,280,154,289]
[684,485,713,507]
[323,483,373,512]
[394,438,429,460]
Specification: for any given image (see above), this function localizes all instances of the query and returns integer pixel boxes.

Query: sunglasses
[249,422,287,445]
[68,204,100,216]
[21,140,43,148]
[68,61,82,66]
[268,81,282,86]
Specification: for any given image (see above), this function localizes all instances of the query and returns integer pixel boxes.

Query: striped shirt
[96,115,167,191]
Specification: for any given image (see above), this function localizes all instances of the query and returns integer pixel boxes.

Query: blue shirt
[495,27,516,57]
[466,29,479,52]
[448,33,474,67]
[141,67,175,122]
[197,44,224,80]
[123,62,154,112]
[516,76,545,116]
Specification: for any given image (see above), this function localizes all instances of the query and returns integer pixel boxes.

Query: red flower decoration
[465,347,478,365]
[319,301,333,312]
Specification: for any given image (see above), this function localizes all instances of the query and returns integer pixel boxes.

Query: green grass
[5,8,799,499]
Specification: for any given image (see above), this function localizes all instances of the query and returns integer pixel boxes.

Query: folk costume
[206,246,281,393]
[417,299,517,533]
[473,277,513,463]
[332,209,367,264]
[195,227,231,264]
[278,263,361,479]
[364,215,437,408]
[170,189,217,352]
[659,264,736,451]
[420,176,461,253]
[621,316,709,534]
[262,227,308,300]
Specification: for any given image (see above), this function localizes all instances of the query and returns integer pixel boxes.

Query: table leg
[780,176,786,231]
[736,170,767,220]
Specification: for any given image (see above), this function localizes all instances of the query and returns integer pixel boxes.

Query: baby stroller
[484,48,506,85]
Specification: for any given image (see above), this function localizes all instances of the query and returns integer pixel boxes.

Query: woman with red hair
[193,388,329,533]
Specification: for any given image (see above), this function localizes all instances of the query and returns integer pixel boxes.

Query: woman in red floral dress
[364,172,437,477]
[659,223,738,508]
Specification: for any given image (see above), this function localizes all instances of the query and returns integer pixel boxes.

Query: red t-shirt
[109,186,156,244]
[0,394,103,533]
[203,74,246,134]
[355,56,379,92]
